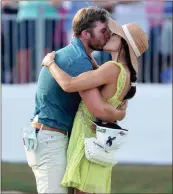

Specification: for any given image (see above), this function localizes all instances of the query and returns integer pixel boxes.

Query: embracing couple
[23,6,148,194]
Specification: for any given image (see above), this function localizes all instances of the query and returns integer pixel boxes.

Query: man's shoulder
[55,45,69,55]
[55,49,93,77]
[55,45,92,66]
[55,44,86,59]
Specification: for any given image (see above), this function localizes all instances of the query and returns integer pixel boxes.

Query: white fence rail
[2,83,172,164]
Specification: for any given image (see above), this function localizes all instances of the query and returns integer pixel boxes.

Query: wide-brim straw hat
[108,18,149,74]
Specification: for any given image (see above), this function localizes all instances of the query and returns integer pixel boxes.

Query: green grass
[1,162,172,193]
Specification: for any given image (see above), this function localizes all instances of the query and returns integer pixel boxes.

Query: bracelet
[47,60,55,68]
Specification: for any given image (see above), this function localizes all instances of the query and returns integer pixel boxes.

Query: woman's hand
[41,51,56,67]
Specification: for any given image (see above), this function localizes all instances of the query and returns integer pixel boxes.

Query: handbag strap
[81,108,100,138]
[80,108,88,138]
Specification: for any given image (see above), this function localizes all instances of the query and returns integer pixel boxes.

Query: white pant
[24,129,68,193]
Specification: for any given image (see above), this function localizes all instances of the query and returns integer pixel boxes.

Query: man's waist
[32,122,67,135]
[35,117,72,131]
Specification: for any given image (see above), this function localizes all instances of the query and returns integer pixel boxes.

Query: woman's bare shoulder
[101,61,121,76]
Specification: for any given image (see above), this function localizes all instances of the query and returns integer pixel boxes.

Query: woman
[41,19,148,193]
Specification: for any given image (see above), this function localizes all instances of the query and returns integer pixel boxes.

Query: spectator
[145,0,164,82]
[160,16,172,64]
[1,30,5,83]
[164,1,173,17]
[2,1,18,83]
[161,66,172,84]
[113,0,149,34]
[160,1,172,83]
[160,1,172,63]
[54,3,68,49]
[2,0,18,14]
[14,0,63,83]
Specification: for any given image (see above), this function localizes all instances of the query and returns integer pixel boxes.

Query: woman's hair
[121,38,137,100]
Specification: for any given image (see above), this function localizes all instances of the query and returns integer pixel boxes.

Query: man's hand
[41,51,56,67]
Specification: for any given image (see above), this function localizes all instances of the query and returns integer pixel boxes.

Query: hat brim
[108,18,138,74]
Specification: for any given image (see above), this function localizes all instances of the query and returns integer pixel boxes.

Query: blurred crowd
[1,0,172,84]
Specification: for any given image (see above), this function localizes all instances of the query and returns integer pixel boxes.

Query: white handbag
[81,110,128,167]
[95,121,128,152]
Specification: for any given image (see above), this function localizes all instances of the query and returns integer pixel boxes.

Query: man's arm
[80,88,126,122]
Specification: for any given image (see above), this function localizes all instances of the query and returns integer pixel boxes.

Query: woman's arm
[42,52,119,92]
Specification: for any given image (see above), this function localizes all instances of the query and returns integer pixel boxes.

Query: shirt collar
[71,37,92,60]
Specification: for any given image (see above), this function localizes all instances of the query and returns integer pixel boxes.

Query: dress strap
[106,61,127,106]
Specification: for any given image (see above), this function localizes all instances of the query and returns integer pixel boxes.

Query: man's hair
[72,6,110,37]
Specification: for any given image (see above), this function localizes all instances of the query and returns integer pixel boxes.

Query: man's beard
[88,32,105,51]
[89,43,104,51]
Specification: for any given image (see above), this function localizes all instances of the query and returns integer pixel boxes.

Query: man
[24,6,126,193]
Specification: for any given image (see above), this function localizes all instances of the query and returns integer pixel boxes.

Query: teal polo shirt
[33,38,93,132]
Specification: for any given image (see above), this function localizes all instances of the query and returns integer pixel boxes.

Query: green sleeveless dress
[61,62,126,193]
